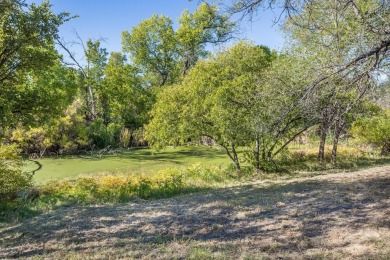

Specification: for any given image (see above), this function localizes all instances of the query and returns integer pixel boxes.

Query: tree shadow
[26,160,42,176]
[1,169,389,258]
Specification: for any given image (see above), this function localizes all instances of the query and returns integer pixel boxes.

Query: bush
[351,109,390,155]
[88,118,110,149]
[107,123,122,147]
[11,127,52,157]
[0,144,32,201]
[10,103,89,156]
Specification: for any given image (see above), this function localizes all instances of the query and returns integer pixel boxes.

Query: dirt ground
[1,165,389,259]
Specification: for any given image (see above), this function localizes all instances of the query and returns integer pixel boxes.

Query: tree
[230,0,389,162]
[177,2,235,75]
[122,3,235,86]
[0,0,73,126]
[146,42,312,171]
[280,0,385,162]
[0,0,71,85]
[352,109,390,155]
[0,63,78,128]
[104,52,151,130]
[229,0,389,79]
[58,37,110,123]
[122,15,180,87]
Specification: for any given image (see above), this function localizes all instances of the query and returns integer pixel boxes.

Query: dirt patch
[1,165,389,259]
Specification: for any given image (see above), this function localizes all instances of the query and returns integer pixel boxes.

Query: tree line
[0,0,389,170]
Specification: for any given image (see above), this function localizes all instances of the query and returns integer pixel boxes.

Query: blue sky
[27,1,284,57]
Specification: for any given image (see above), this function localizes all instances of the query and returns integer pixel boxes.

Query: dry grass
[0,165,389,259]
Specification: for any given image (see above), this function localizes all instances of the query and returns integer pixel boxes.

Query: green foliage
[0,0,71,84]
[87,118,111,149]
[10,100,89,155]
[0,144,32,201]
[352,109,390,155]
[177,2,235,74]
[103,52,150,128]
[122,14,180,86]
[122,3,235,86]
[87,120,132,149]
[0,1,74,127]
[1,63,78,127]
[147,41,273,146]
[146,41,310,170]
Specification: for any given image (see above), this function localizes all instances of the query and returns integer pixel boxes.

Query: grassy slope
[24,146,230,184]
[1,165,389,259]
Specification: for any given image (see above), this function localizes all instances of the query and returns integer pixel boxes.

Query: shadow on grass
[1,169,389,258]
[276,156,390,174]
[25,160,43,175]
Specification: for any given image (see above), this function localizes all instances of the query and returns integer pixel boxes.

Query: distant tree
[58,37,109,123]
[104,52,151,129]
[122,3,235,86]
[122,15,180,87]
[177,2,235,75]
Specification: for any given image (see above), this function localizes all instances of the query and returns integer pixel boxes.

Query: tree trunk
[254,133,260,170]
[231,144,241,171]
[221,143,241,171]
[88,86,96,120]
[318,110,330,162]
[331,121,342,164]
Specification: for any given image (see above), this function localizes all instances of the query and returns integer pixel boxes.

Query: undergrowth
[0,164,255,225]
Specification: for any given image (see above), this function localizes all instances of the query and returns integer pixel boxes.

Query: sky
[26,0,285,59]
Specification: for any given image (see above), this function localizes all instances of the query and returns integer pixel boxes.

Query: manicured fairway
[24,146,230,183]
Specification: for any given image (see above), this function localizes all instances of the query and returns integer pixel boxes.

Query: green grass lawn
[24,146,230,184]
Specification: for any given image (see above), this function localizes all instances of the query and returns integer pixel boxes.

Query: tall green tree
[230,0,389,162]
[0,0,73,126]
[147,42,280,170]
[122,3,235,87]
[177,2,235,75]
[122,15,180,87]
[104,52,150,129]
[0,62,78,128]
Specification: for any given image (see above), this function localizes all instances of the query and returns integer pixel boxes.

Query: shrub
[107,123,122,147]
[0,144,32,201]
[10,104,89,156]
[132,127,148,147]
[351,109,390,155]
[88,118,110,149]
[11,127,52,157]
